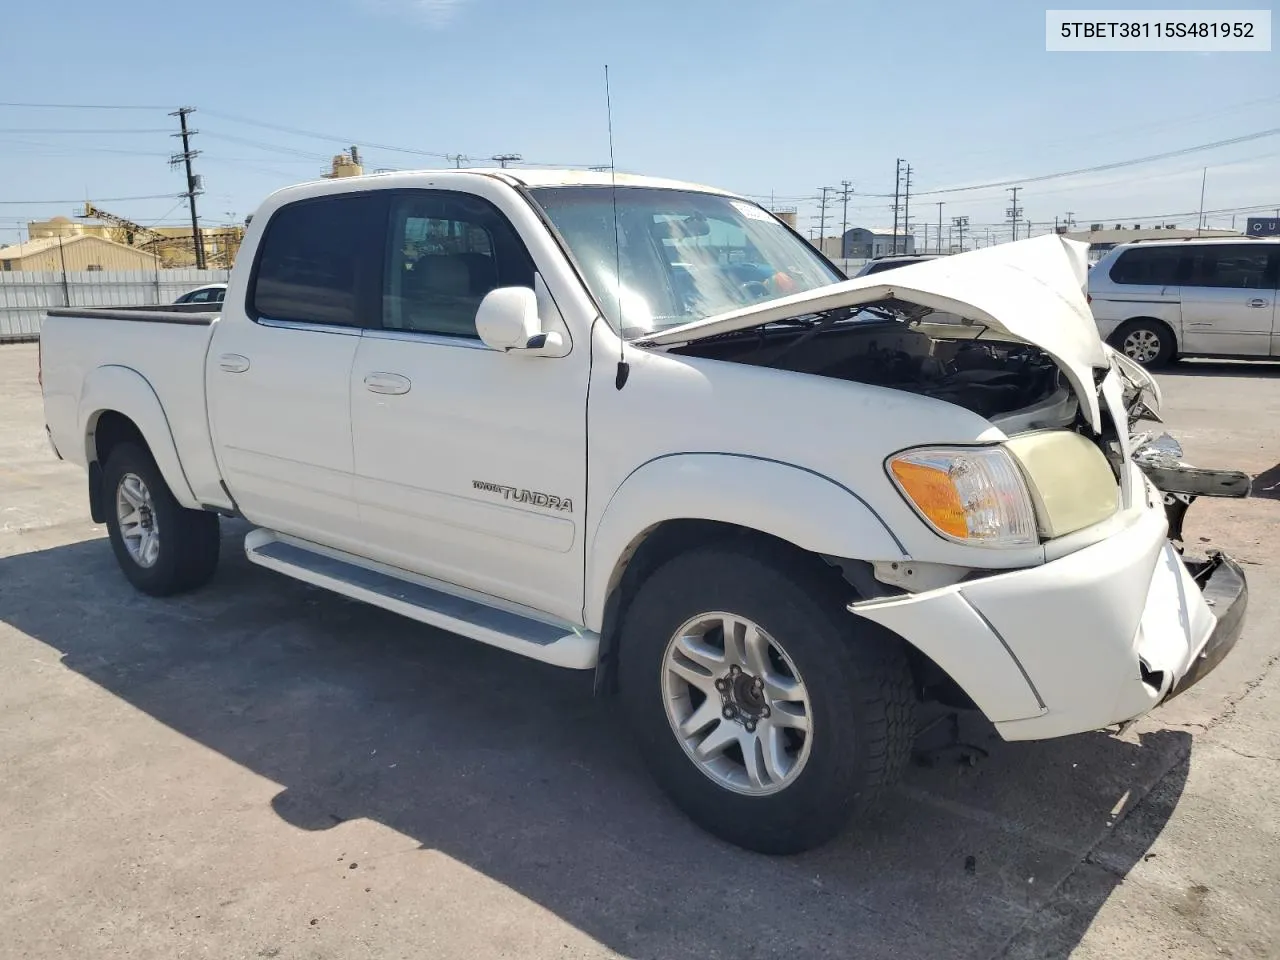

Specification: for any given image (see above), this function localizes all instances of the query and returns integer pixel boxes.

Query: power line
[911,126,1280,197]
[201,107,455,159]
[0,137,173,157]
[0,101,169,110]
[0,127,171,134]
[754,125,1280,204]
[903,93,1280,186]
[0,194,178,204]
[200,130,335,161]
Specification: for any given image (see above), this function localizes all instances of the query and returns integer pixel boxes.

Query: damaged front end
[1115,356,1253,545]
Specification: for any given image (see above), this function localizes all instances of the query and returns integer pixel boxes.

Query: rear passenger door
[207,191,385,553]
[1180,245,1278,356]
[349,189,589,622]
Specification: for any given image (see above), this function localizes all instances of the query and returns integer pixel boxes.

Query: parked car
[173,283,227,305]
[37,170,1247,854]
[852,254,943,277]
[1088,237,1280,367]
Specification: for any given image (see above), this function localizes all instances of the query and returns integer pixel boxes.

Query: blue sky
[2,0,1276,247]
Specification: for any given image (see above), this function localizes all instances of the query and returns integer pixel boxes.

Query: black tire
[618,543,915,854]
[1107,318,1175,368]
[102,441,220,596]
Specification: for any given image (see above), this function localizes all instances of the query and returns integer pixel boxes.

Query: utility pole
[816,186,835,252]
[891,159,903,255]
[170,106,205,270]
[1007,186,1022,243]
[902,164,913,254]
[837,180,853,257]
[491,153,522,168]
[936,202,944,255]
[952,216,969,253]
[1197,167,1208,234]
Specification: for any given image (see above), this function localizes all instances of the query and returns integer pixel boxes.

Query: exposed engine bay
[668,314,1076,427]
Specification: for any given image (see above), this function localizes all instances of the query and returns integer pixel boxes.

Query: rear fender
[78,365,199,509]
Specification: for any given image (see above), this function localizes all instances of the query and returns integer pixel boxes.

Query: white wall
[0,268,231,341]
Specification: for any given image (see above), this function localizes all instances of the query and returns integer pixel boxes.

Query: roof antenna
[606,64,630,390]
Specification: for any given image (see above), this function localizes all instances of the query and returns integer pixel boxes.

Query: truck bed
[40,304,230,511]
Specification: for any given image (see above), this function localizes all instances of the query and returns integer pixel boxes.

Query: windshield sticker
[731,201,777,223]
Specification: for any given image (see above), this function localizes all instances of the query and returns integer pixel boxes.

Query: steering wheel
[739,280,770,302]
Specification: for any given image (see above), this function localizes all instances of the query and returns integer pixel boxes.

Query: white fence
[0,269,232,342]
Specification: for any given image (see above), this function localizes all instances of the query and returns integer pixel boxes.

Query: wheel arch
[1109,315,1180,358]
[586,453,908,695]
[80,365,199,518]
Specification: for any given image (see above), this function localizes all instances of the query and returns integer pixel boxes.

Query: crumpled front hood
[640,235,1111,430]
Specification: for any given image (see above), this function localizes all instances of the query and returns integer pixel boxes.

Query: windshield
[529,186,843,338]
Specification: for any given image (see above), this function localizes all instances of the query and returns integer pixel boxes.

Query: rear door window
[251,193,386,326]
[1186,246,1274,290]
[1108,247,1183,286]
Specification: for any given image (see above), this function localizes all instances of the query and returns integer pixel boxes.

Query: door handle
[218,353,250,373]
[1248,298,1270,308]
[364,372,412,395]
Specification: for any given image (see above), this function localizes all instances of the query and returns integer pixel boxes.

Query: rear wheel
[1108,319,1175,368]
[102,442,220,596]
[619,544,915,854]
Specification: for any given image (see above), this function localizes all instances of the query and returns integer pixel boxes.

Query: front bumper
[851,497,1248,742]
[1164,552,1247,701]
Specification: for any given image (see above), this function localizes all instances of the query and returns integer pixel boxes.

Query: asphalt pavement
[1,342,1277,960]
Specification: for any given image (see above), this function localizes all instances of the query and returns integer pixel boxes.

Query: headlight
[888,446,1038,547]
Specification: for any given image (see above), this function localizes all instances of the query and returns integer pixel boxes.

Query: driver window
[383,192,535,337]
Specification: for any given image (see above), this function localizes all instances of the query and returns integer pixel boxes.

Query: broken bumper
[1163,552,1247,701]
[851,495,1247,742]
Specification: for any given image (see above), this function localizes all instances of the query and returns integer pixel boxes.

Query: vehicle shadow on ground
[1248,463,1280,501]
[0,528,1193,960]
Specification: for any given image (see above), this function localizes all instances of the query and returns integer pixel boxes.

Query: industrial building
[838,227,916,258]
[27,213,242,269]
[19,150,362,270]
[0,234,160,272]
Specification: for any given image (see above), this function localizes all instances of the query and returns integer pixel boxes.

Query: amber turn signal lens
[889,459,968,539]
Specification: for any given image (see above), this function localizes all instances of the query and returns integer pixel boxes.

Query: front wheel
[102,442,221,596]
[619,544,915,854]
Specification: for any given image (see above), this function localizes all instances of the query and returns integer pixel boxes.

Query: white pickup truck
[40,169,1247,854]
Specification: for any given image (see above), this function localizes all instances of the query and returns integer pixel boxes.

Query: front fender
[584,453,907,630]
[78,365,199,508]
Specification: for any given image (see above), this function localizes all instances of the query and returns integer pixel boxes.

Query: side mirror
[476,286,564,355]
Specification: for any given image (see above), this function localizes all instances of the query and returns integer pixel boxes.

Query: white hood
[641,236,1110,430]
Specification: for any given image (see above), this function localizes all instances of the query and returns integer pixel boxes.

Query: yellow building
[27,214,243,268]
[0,234,161,272]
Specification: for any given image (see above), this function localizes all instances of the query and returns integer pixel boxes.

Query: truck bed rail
[46,303,217,326]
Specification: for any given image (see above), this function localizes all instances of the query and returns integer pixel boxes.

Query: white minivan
[1089,237,1280,367]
